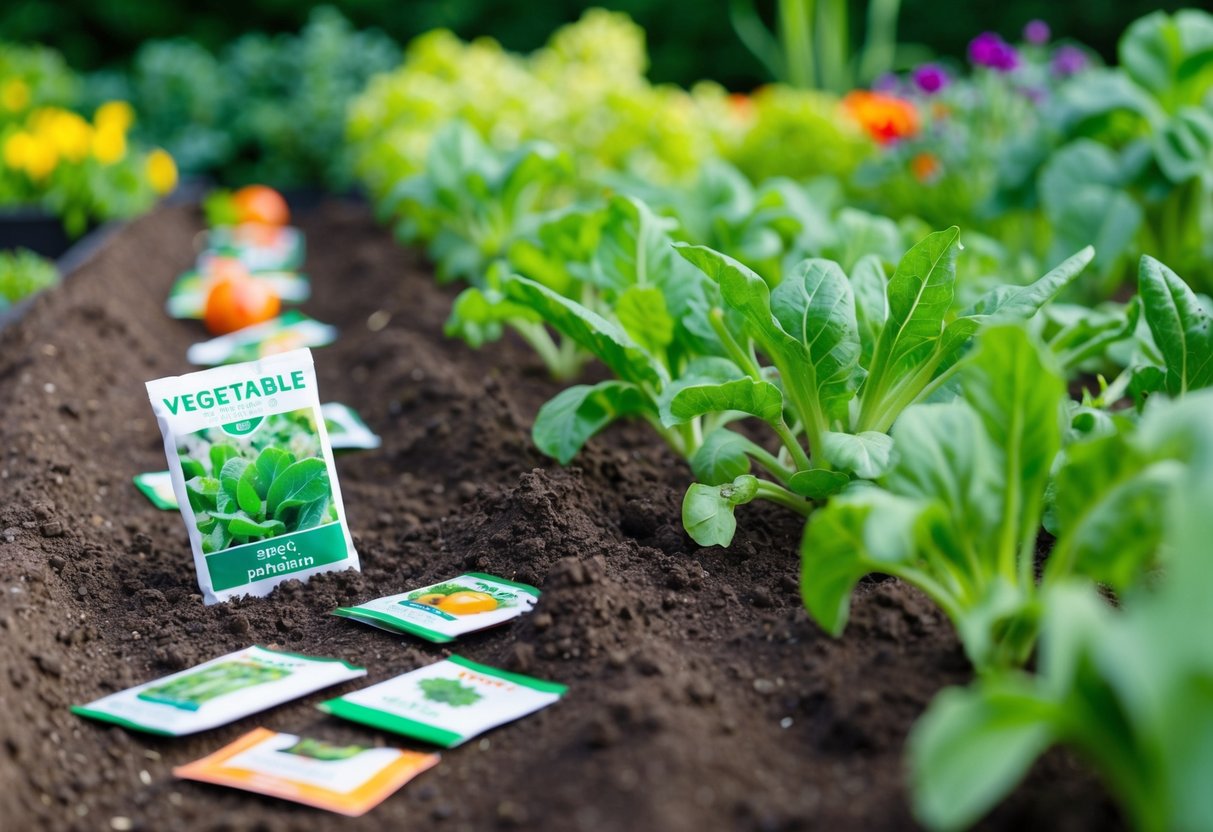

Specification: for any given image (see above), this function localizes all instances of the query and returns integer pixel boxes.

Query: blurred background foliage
[0,0,1192,91]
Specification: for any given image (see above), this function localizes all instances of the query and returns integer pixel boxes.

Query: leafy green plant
[671,232,1093,546]
[0,248,57,309]
[419,678,483,708]
[908,391,1213,831]
[1129,254,1213,401]
[801,323,1196,670]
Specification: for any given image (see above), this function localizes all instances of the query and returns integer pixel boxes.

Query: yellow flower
[1,79,30,112]
[44,110,92,163]
[91,124,126,164]
[4,131,32,168]
[22,139,58,180]
[146,148,177,194]
[94,100,134,133]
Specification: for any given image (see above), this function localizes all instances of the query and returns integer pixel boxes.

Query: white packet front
[146,348,359,604]
[72,646,366,736]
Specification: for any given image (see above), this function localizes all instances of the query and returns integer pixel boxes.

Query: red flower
[842,91,920,144]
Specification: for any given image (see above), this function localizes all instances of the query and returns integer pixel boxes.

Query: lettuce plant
[801,324,1196,670]
[908,392,1213,831]
[671,231,1093,546]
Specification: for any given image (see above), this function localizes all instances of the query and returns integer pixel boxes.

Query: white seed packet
[174,728,438,816]
[133,470,178,510]
[72,646,366,736]
[146,348,360,604]
[187,311,337,367]
[319,655,566,748]
[167,269,311,319]
[322,402,381,451]
[334,573,539,643]
[202,225,305,271]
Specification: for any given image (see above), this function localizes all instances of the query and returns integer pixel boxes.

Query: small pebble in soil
[110,817,132,831]
[753,678,777,694]
[367,310,391,331]
[780,717,794,728]
[40,521,64,538]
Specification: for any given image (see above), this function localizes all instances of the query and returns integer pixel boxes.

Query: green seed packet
[187,311,337,367]
[167,269,311,319]
[334,573,540,643]
[322,402,381,451]
[72,646,366,736]
[133,470,178,510]
[145,348,360,604]
[319,655,566,748]
[203,225,305,271]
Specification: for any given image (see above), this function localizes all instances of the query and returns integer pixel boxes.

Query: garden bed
[0,201,1122,831]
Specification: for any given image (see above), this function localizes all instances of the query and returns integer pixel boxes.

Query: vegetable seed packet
[173,727,438,817]
[133,470,178,510]
[146,348,359,604]
[319,655,566,748]
[167,269,311,319]
[203,225,305,271]
[187,311,337,367]
[72,646,365,736]
[334,573,539,643]
[322,402,381,451]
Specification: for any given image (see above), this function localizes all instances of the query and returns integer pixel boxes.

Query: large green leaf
[820,431,894,479]
[961,247,1095,323]
[770,258,862,422]
[615,285,674,355]
[682,475,758,547]
[266,458,330,518]
[850,254,887,368]
[1119,10,1213,104]
[1139,255,1213,396]
[532,381,652,464]
[690,428,755,485]
[504,275,667,387]
[667,377,784,427]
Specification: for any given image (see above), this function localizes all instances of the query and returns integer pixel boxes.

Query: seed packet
[146,348,359,604]
[167,269,311,319]
[133,470,178,510]
[334,573,539,643]
[322,402,381,451]
[173,728,438,816]
[187,311,337,367]
[203,225,305,271]
[319,655,566,748]
[72,646,366,736]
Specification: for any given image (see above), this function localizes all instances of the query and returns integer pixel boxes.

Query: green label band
[206,522,349,591]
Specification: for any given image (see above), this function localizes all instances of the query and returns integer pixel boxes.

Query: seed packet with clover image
[333,573,539,643]
[319,655,566,747]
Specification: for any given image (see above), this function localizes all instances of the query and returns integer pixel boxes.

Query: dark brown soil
[0,201,1123,831]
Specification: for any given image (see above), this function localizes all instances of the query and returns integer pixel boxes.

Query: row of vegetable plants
[344,8,1213,830]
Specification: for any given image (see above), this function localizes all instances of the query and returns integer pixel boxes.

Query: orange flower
[910,152,942,182]
[842,91,919,144]
[727,92,754,121]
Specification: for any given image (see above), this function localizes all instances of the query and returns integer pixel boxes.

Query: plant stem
[772,419,813,472]
[709,308,764,381]
[513,321,580,380]
[779,0,816,88]
[857,0,901,84]
[754,479,814,516]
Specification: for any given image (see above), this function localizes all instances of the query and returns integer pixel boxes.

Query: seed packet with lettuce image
[334,573,539,643]
[203,225,305,271]
[146,348,359,604]
[167,269,310,319]
[319,655,565,748]
[133,470,178,510]
[174,728,438,816]
[322,402,381,451]
[187,311,337,367]
[72,646,365,736]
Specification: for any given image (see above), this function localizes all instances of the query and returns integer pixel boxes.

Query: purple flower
[911,63,950,95]
[1052,45,1088,77]
[872,72,901,93]
[969,32,1020,72]
[1023,20,1051,45]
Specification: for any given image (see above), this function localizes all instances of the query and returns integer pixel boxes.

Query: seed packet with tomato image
[319,655,566,747]
[174,728,438,816]
[187,311,337,366]
[334,573,539,643]
[203,224,305,271]
[167,268,310,320]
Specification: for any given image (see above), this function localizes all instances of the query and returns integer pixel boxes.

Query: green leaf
[667,377,784,427]
[787,469,850,499]
[266,458,330,518]
[591,195,680,291]
[219,457,252,502]
[961,247,1095,323]
[1139,255,1213,396]
[850,254,887,367]
[864,227,959,404]
[294,495,332,531]
[655,357,745,427]
[532,381,652,464]
[504,275,667,386]
[255,448,295,495]
[445,285,539,348]
[908,679,1055,832]
[185,476,220,513]
[615,285,674,355]
[237,468,263,518]
[1119,9,1213,102]
[226,516,286,538]
[770,258,862,422]
[181,458,206,480]
[690,428,754,485]
[201,523,232,554]
[820,431,894,479]
[682,475,759,547]
[209,445,239,478]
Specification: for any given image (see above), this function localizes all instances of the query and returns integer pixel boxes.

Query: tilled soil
[0,201,1123,831]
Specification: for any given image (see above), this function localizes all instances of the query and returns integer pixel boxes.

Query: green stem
[772,419,812,472]
[754,479,814,516]
[779,0,816,88]
[709,308,763,381]
[857,0,901,84]
[817,0,850,92]
[512,322,579,380]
